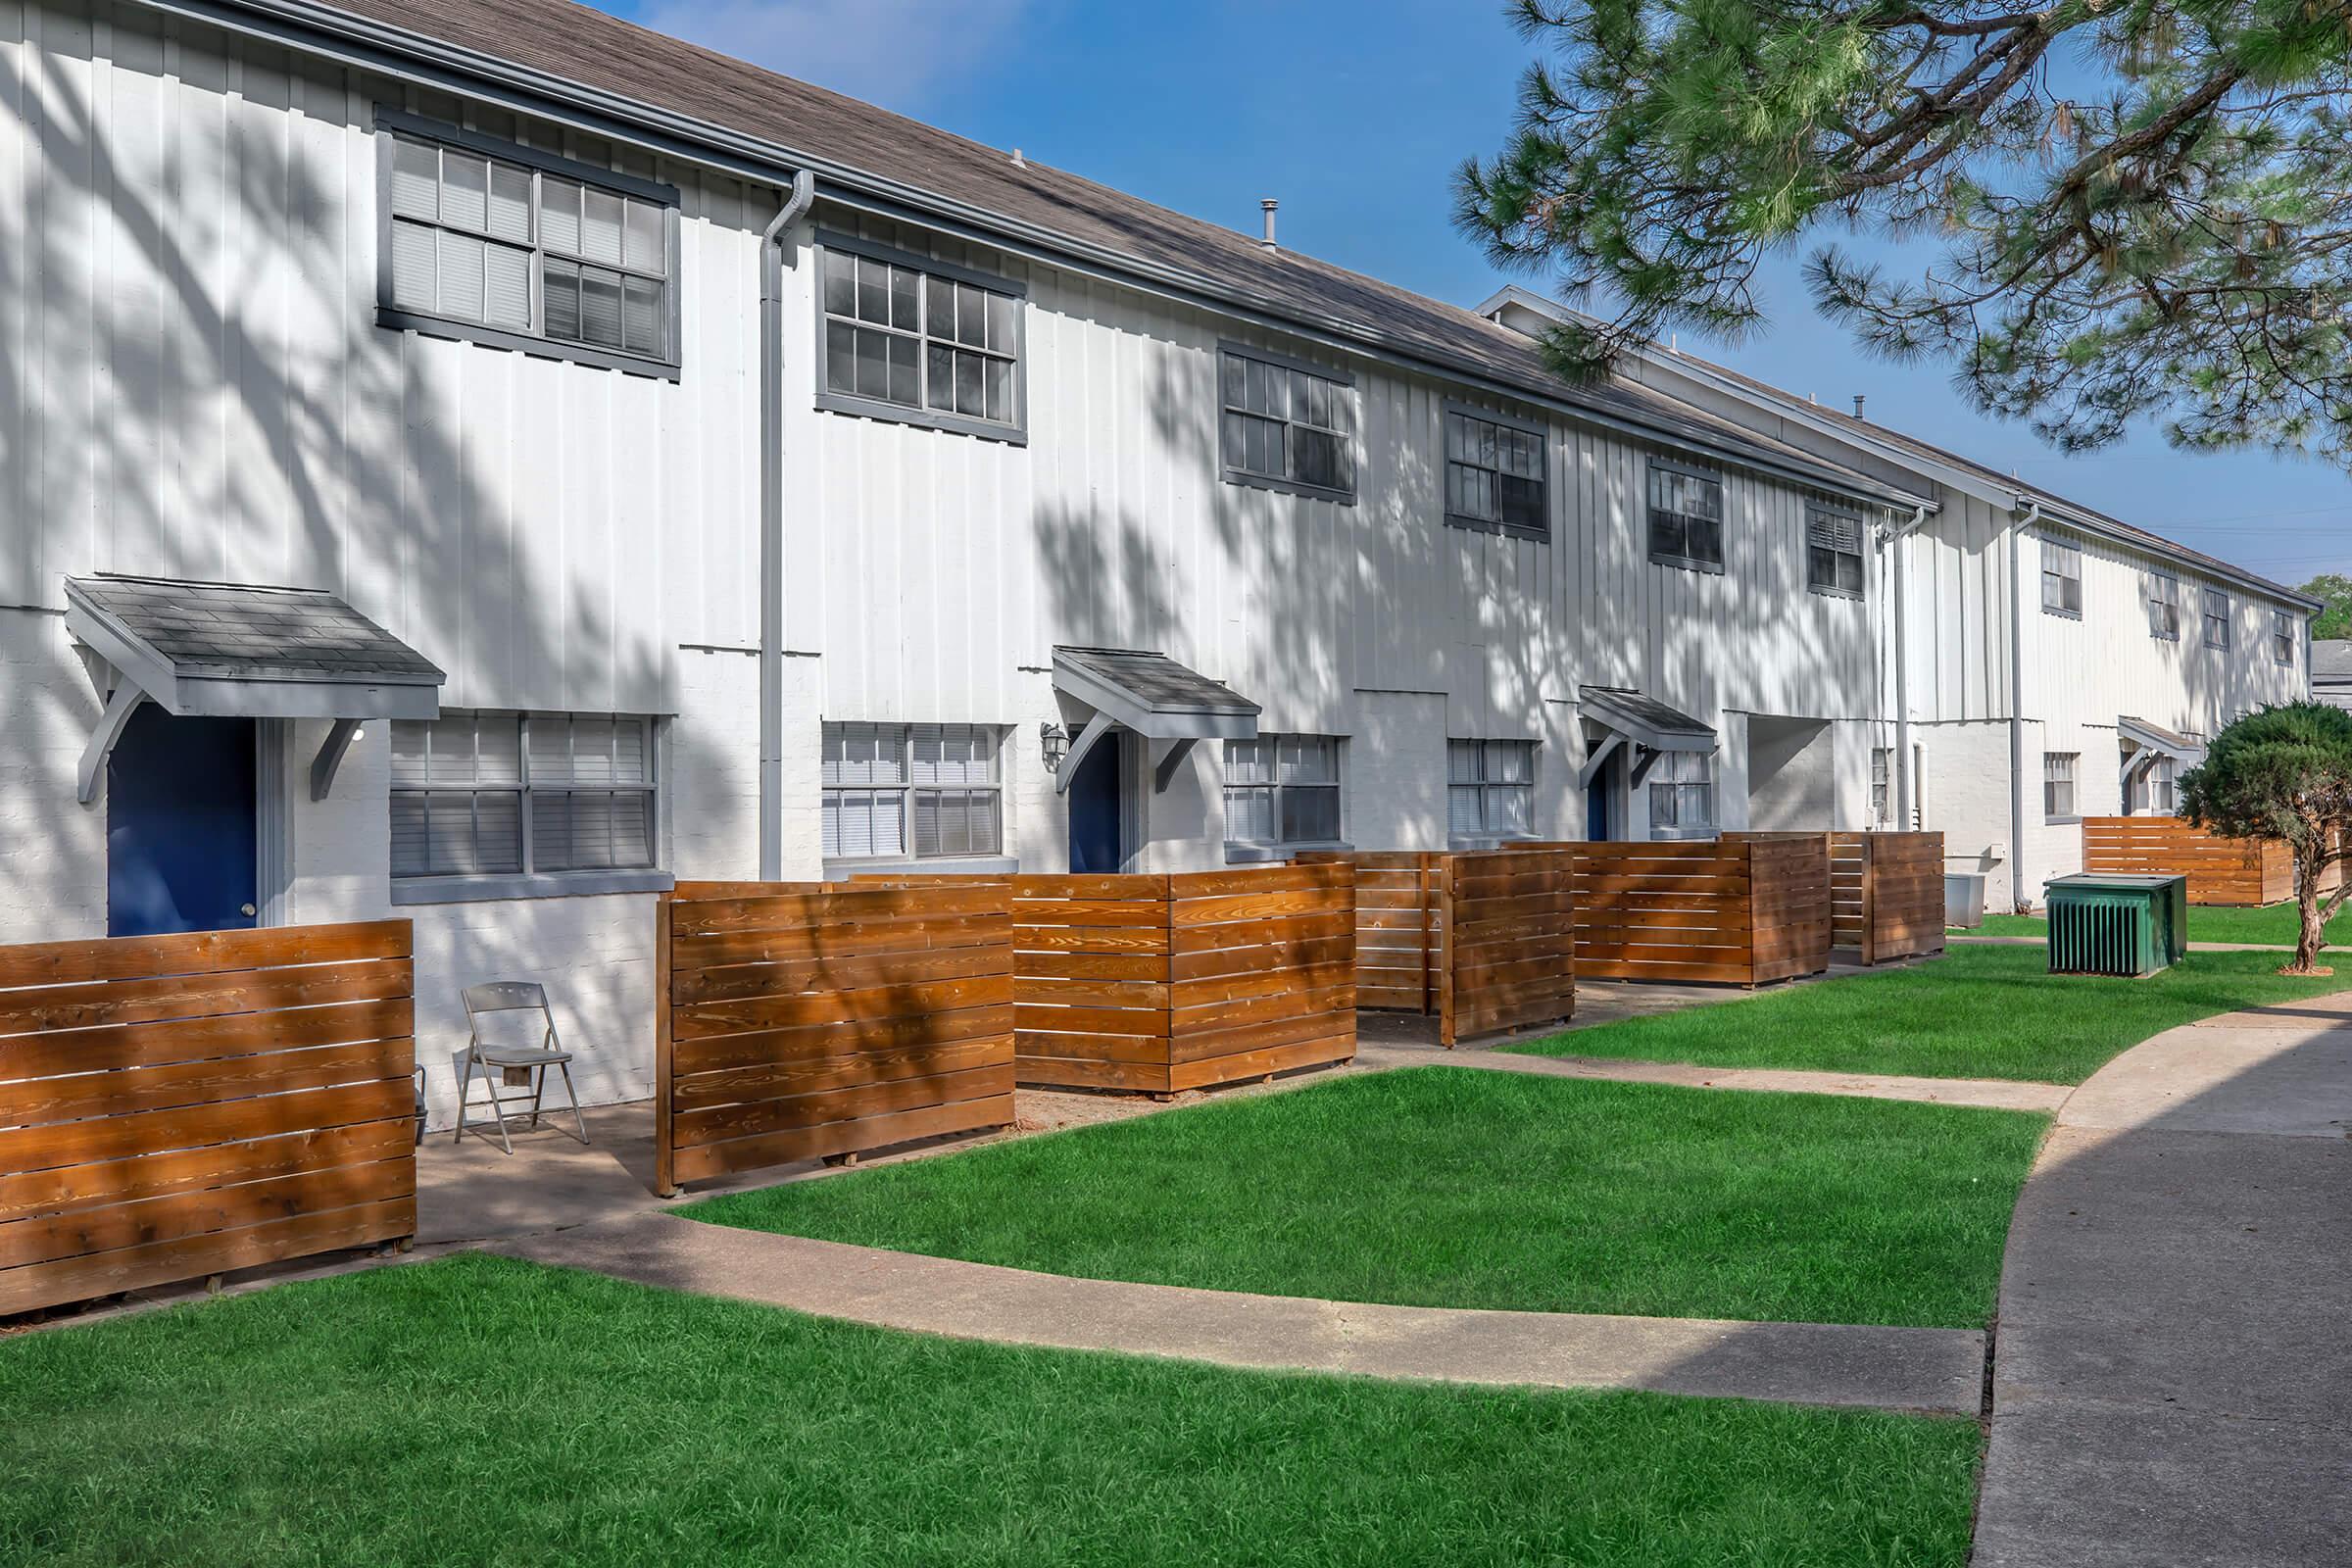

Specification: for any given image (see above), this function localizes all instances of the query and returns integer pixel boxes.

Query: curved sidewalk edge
[1407,1047,2071,1112]
[493,1213,1985,1416]
[1974,992,2352,1567]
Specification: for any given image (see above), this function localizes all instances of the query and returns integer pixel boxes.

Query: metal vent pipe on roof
[1853,394,1867,419]
[1260,199,1278,249]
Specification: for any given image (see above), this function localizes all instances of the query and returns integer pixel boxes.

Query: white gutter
[759,170,817,881]
[2010,502,2042,909]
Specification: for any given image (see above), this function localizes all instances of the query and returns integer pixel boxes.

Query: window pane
[391,138,439,220]
[437,229,486,321]
[547,263,583,343]
[926,344,956,411]
[986,292,1015,354]
[579,267,623,348]
[1227,784,1275,843]
[487,161,531,244]
[390,793,430,877]
[890,265,918,331]
[439,150,488,232]
[1224,739,1271,785]
[1490,783,1531,834]
[485,243,532,330]
[1294,427,1342,491]
[984,357,1012,424]
[856,326,888,400]
[390,219,437,312]
[623,198,663,274]
[1447,740,1479,784]
[1447,782,1484,836]
[468,791,524,874]
[823,249,857,318]
[956,283,988,347]
[857,257,890,325]
[580,186,624,265]
[538,176,581,254]
[1282,786,1341,844]
[623,276,664,357]
[886,333,920,408]
[955,350,984,416]
[825,319,858,394]
[926,273,955,341]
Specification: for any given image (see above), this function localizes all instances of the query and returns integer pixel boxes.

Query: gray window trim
[1221,733,1347,851]
[1442,399,1550,542]
[811,229,1030,445]
[821,721,1008,861]
[1645,455,1727,575]
[392,867,675,905]
[373,110,683,380]
[1803,500,1867,601]
[391,710,663,887]
[823,854,1018,880]
[1217,340,1360,506]
[2147,572,2182,641]
[2039,536,2083,619]
[2273,610,2297,666]
[2202,587,2232,650]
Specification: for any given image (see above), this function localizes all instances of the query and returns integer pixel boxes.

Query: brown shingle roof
[297,0,1903,499]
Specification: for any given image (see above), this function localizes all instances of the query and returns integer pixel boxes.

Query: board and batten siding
[0,0,772,713]
[786,208,1886,747]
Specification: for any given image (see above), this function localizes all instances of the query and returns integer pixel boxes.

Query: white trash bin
[1944,872,1986,929]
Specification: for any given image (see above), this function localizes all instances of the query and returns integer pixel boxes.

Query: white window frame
[821,722,1006,864]
[2274,611,2296,666]
[1222,734,1346,854]
[1447,739,1537,842]
[389,710,667,905]
[2043,751,2080,821]
[2147,573,2181,641]
[2203,588,2231,650]
[1443,402,1548,540]
[375,110,680,379]
[2041,538,2083,617]
[1805,503,1866,599]
[813,230,1028,444]
[1646,457,1726,573]
[1647,750,1717,840]
[1870,747,1892,826]
[1218,341,1358,504]
[2131,754,2178,815]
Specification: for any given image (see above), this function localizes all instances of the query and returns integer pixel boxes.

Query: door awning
[1050,646,1258,796]
[2119,715,2206,778]
[1578,685,1717,789]
[66,575,445,804]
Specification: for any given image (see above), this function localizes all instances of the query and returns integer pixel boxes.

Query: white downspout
[758,170,816,881]
[2009,502,2042,910]
[1890,505,1927,826]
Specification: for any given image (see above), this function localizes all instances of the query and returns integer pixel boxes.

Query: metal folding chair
[455,981,589,1153]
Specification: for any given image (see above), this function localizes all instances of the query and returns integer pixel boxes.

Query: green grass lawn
[689,1068,2042,1330]
[1510,943,2352,1085]
[0,1254,1980,1568]
[1961,903,2348,947]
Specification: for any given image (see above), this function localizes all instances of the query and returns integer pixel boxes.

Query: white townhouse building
[1480,288,2322,910]
[0,0,2070,1124]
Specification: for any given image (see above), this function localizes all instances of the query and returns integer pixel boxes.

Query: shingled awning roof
[2119,714,2206,770]
[1051,646,1258,797]
[1578,685,1717,791]
[65,575,445,804]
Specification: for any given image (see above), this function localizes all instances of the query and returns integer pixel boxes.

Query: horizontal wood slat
[658,882,1018,1193]
[1830,831,1946,964]
[2081,817,2293,906]
[1578,837,1832,987]
[0,921,416,1318]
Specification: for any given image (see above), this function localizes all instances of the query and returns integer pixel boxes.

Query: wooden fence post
[653,888,677,1199]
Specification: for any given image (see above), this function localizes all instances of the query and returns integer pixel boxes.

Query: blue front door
[107,706,260,937]
[1586,747,1617,842]
[1066,733,1125,874]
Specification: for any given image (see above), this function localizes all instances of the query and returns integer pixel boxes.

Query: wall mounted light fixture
[1040,721,1069,775]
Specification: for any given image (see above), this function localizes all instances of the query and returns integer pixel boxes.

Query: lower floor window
[822,721,1004,859]
[2043,752,2079,819]
[391,711,657,879]
[1224,734,1343,844]
[1447,739,1535,838]
[1870,748,1892,825]
[1648,750,1715,835]
[2130,754,2177,814]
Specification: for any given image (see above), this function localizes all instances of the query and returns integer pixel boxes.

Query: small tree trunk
[2293,839,2329,973]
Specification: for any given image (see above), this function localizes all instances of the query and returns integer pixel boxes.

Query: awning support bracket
[77,683,144,806]
[1152,738,1197,794]
[1054,710,1117,796]
[1628,745,1665,788]
[311,717,362,803]
[1576,733,1625,791]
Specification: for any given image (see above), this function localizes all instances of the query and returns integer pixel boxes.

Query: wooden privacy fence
[913,864,1356,1095]
[657,881,1017,1194]
[2081,817,2292,906]
[1575,836,1832,986]
[0,922,416,1318]
[1829,831,1947,964]
[1296,848,1576,1046]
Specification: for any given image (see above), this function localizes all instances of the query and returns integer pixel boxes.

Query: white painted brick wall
[0,611,106,941]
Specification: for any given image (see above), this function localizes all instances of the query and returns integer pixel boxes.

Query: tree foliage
[2180,702,2352,970]
[2301,571,2352,638]
[1456,0,2352,465]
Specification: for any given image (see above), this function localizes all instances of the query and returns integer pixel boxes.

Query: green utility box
[2043,873,2189,977]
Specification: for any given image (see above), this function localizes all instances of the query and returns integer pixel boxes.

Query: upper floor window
[1648,750,1717,838]
[1219,344,1356,503]
[822,722,1004,860]
[2203,589,2231,649]
[1646,460,1724,572]
[817,233,1025,442]
[1223,735,1344,847]
[1447,740,1535,840]
[1444,406,1547,539]
[2043,751,2079,820]
[2146,573,2181,640]
[2274,611,2296,666]
[391,712,658,882]
[2041,539,2082,616]
[1806,504,1865,598]
[380,112,677,376]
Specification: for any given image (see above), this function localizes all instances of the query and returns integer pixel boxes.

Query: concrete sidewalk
[498,1211,1986,1415]
[1974,994,2352,1567]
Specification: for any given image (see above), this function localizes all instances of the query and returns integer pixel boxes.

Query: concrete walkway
[1974,993,2352,1567]
[497,1210,1986,1415]
[1950,932,2348,955]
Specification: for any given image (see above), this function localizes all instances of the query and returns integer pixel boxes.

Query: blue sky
[595,0,2348,590]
